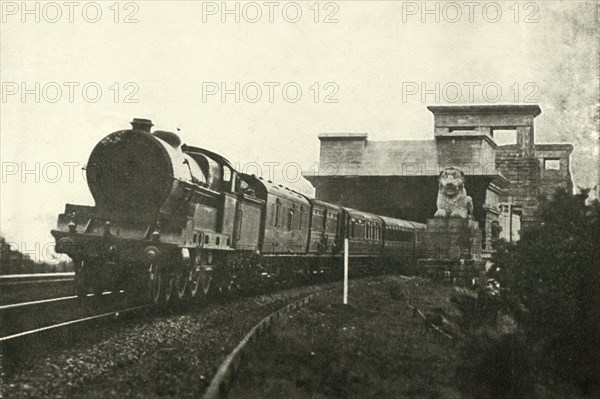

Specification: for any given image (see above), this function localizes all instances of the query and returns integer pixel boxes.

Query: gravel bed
[1,281,338,398]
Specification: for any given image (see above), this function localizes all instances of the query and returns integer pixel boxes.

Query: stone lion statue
[434,166,474,219]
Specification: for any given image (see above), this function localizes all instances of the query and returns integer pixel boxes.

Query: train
[51,118,426,304]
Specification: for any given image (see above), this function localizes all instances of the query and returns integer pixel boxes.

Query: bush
[490,189,600,394]
[457,332,534,399]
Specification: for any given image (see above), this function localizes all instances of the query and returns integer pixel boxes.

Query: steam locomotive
[52,119,425,304]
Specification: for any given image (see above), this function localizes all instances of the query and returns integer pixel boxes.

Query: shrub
[489,189,600,394]
[457,332,534,399]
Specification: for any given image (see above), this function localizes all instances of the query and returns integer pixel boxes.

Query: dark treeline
[0,236,74,274]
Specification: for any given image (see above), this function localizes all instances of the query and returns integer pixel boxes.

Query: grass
[228,276,463,399]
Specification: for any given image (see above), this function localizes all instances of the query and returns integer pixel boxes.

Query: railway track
[0,268,320,342]
[0,277,310,378]
[0,290,132,339]
[2,274,390,398]
[0,302,150,343]
[1,272,76,306]
[0,272,75,285]
[0,294,77,311]
[0,300,153,376]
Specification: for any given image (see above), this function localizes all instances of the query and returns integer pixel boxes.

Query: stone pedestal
[418,218,485,286]
[423,218,482,261]
[417,259,486,286]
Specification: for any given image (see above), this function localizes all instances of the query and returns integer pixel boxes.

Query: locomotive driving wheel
[147,261,165,305]
[174,268,189,300]
[190,264,212,298]
[164,273,175,303]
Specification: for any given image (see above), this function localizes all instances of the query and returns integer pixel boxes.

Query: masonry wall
[435,136,496,168]
[495,145,541,230]
[482,187,502,251]
[318,137,366,173]
[433,113,536,129]
[536,145,574,198]
[483,211,499,250]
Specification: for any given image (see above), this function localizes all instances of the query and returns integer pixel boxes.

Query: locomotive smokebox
[87,129,173,214]
[130,118,153,132]
[153,130,182,148]
[86,120,207,217]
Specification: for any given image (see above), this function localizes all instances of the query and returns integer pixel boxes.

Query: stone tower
[428,104,544,232]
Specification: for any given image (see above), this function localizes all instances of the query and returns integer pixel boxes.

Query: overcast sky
[1,1,598,261]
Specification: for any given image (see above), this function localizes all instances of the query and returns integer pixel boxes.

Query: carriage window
[298,207,303,230]
[351,220,356,237]
[287,209,294,230]
[313,209,324,231]
[223,166,232,182]
[326,213,337,234]
[275,199,281,228]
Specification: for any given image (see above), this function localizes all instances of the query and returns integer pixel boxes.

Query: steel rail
[0,295,78,311]
[0,272,75,284]
[1,278,74,286]
[0,303,151,343]
[0,290,123,311]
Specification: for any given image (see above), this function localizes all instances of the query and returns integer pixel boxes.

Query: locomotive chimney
[130,118,153,132]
